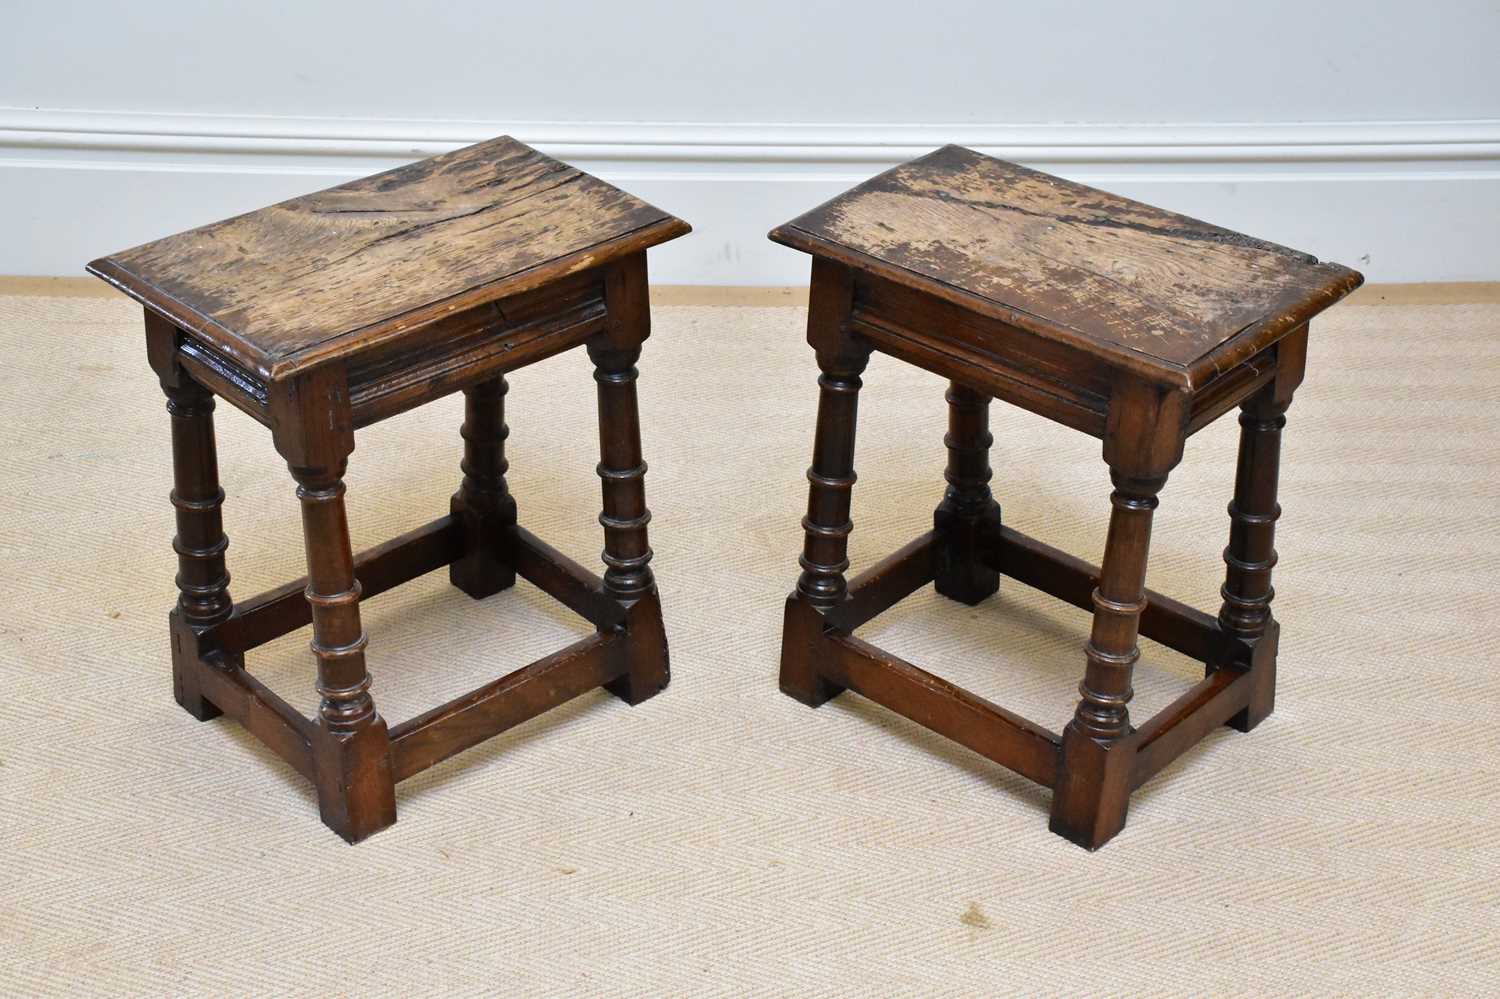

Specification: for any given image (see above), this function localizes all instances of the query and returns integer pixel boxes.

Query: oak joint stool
[771,145,1362,850]
[90,137,689,842]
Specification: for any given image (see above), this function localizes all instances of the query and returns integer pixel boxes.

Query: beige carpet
[1,293,1497,996]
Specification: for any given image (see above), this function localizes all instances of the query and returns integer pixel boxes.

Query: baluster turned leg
[1050,470,1166,848]
[797,357,866,610]
[1077,472,1164,742]
[450,376,518,599]
[780,259,869,707]
[1212,326,1305,732]
[145,313,237,722]
[271,368,395,842]
[1217,385,1290,731]
[162,376,236,720]
[779,348,869,705]
[592,254,669,706]
[591,344,653,603]
[934,381,1001,604]
[290,458,396,841]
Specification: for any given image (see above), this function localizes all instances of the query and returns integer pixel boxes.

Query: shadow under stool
[771,145,1363,850]
[88,136,690,842]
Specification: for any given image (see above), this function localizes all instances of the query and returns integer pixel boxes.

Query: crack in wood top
[770,145,1361,388]
[87,135,690,381]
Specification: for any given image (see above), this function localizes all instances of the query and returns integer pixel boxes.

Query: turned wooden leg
[266,366,395,843]
[1050,470,1166,849]
[780,260,869,707]
[450,376,518,600]
[290,457,397,842]
[1217,384,1291,732]
[780,347,869,706]
[161,376,236,721]
[591,254,669,707]
[590,343,654,605]
[934,381,1001,605]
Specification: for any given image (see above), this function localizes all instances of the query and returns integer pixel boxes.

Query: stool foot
[313,721,397,844]
[451,376,517,601]
[934,381,1000,607]
[170,610,224,721]
[779,595,845,707]
[933,528,1000,607]
[1224,619,1278,733]
[933,492,1000,606]
[603,589,670,706]
[449,531,516,601]
[1048,724,1135,850]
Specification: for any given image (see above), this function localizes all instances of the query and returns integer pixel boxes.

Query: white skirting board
[4,109,1498,283]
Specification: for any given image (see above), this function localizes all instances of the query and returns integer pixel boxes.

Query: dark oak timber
[982,524,1235,667]
[148,312,240,722]
[195,656,318,781]
[771,144,1361,390]
[89,136,687,381]
[825,634,1061,788]
[1215,327,1305,732]
[827,531,939,633]
[389,633,622,783]
[779,258,868,708]
[206,515,465,656]
[511,525,627,631]
[450,376,518,600]
[773,146,1361,850]
[94,138,688,842]
[591,252,670,707]
[933,381,1002,604]
[1131,667,1251,788]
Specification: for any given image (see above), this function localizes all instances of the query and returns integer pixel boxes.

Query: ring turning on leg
[780,341,869,707]
[161,375,236,720]
[589,332,669,706]
[934,381,1001,605]
[1051,470,1167,849]
[451,376,518,600]
[1217,382,1293,731]
[796,358,866,609]
[590,344,655,603]
[289,457,396,843]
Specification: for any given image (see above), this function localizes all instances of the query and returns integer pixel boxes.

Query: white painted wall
[3,0,1498,282]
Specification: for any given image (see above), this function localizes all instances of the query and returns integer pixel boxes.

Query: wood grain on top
[770,145,1362,386]
[88,136,689,379]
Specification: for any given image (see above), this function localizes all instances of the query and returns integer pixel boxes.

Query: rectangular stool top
[771,145,1362,388]
[89,136,690,380]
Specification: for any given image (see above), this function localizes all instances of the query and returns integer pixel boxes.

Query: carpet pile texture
[2,295,1496,995]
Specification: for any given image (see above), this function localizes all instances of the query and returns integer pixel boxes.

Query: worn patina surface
[89,136,688,378]
[771,145,1361,385]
